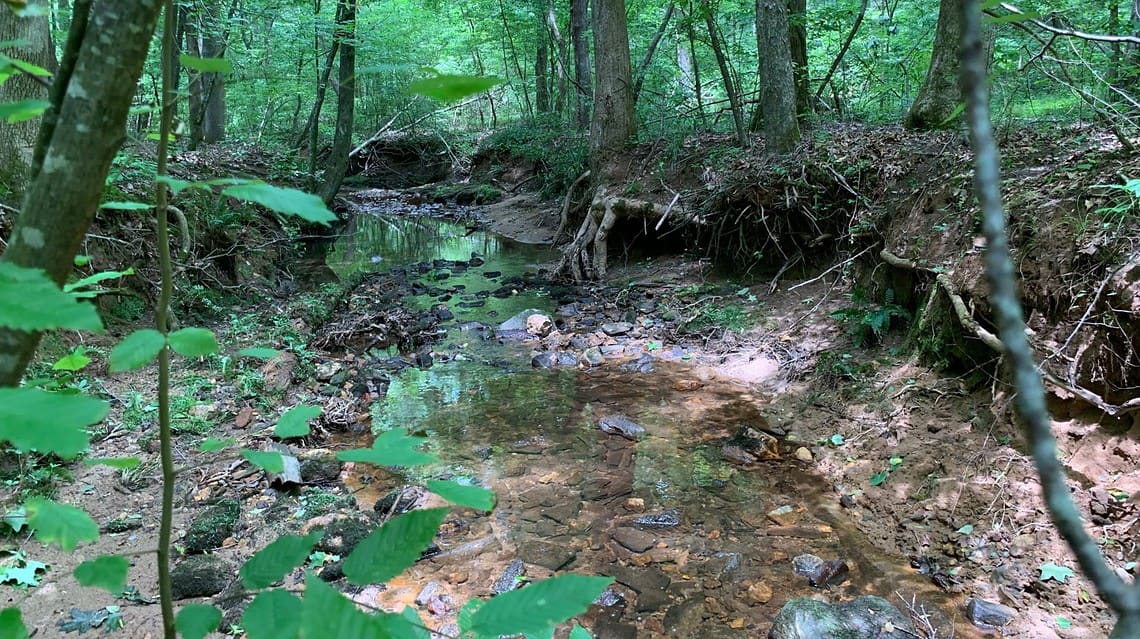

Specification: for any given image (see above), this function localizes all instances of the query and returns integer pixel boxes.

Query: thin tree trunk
[813,0,867,105]
[572,0,592,129]
[293,24,341,150]
[499,0,533,119]
[0,0,163,387]
[702,1,747,146]
[787,0,809,122]
[318,0,355,205]
[756,0,800,152]
[547,1,569,116]
[686,4,707,127]
[536,7,550,114]
[633,1,675,104]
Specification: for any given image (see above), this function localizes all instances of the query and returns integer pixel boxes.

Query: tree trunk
[293,13,342,151]
[756,0,800,152]
[632,1,675,105]
[685,2,707,127]
[787,0,810,122]
[547,1,568,116]
[0,9,55,198]
[702,1,747,147]
[318,0,355,205]
[0,0,163,387]
[590,0,635,176]
[536,8,550,114]
[571,0,592,129]
[905,0,964,129]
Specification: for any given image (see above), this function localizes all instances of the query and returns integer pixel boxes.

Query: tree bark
[293,15,341,151]
[0,0,164,387]
[589,0,635,176]
[702,1,747,147]
[756,0,800,152]
[546,1,568,116]
[571,0,592,129]
[318,0,356,205]
[536,7,550,114]
[787,0,810,122]
[0,8,55,198]
[906,0,964,129]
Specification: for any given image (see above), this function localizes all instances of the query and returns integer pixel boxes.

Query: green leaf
[829,433,844,446]
[199,437,236,453]
[869,471,888,486]
[52,347,91,371]
[1039,563,1076,583]
[25,498,99,551]
[888,456,904,469]
[175,604,221,639]
[398,607,432,639]
[74,555,129,593]
[406,74,502,102]
[955,524,974,535]
[221,182,336,226]
[0,263,104,332]
[301,576,418,638]
[0,98,48,123]
[569,625,593,639]
[336,429,438,468]
[179,54,233,74]
[157,176,210,195]
[243,590,302,639]
[0,388,106,458]
[343,508,447,585]
[275,405,322,439]
[109,329,166,372]
[167,327,219,357]
[3,506,27,533]
[426,480,496,511]
[64,268,135,294]
[1,556,46,587]
[240,531,324,589]
[8,57,51,76]
[0,607,29,639]
[98,201,152,211]
[73,255,91,267]
[242,450,285,474]
[1056,616,1072,629]
[465,575,614,637]
[238,347,281,359]
[84,457,140,470]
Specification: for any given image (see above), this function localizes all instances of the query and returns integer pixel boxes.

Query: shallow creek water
[320,210,971,637]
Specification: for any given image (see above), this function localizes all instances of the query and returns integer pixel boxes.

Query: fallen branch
[553,170,591,242]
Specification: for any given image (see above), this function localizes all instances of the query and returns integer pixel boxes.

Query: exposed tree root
[553,170,591,242]
[555,185,677,281]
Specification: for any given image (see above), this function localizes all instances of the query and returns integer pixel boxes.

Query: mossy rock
[313,515,373,556]
[171,554,234,600]
[769,596,915,639]
[183,498,241,554]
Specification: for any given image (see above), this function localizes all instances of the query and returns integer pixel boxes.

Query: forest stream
[308,203,974,638]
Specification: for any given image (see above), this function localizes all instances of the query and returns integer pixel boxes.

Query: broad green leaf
[1039,563,1076,583]
[525,628,555,639]
[168,327,219,357]
[336,429,437,468]
[109,329,166,372]
[238,347,281,359]
[0,388,106,457]
[73,255,91,267]
[84,457,140,470]
[406,74,501,102]
[179,54,233,73]
[956,524,974,535]
[828,433,844,446]
[25,499,99,551]
[8,57,51,76]
[175,604,221,639]
[74,555,129,593]
[343,508,447,585]
[199,437,236,452]
[426,480,496,511]
[465,575,614,637]
[301,576,417,639]
[64,267,135,294]
[275,405,321,439]
[457,599,483,630]
[221,182,336,226]
[569,625,593,639]
[870,471,888,486]
[98,201,152,211]
[243,590,302,639]
[0,607,29,639]
[3,506,27,533]
[242,450,285,474]
[0,263,104,332]
[398,607,431,639]
[240,531,324,589]
[1056,616,1072,629]
[157,176,210,195]
[52,347,91,371]
[0,98,48,122]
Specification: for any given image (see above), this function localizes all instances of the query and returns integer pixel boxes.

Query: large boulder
[769,596,916,639]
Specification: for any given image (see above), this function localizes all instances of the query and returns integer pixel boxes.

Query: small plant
[870,456,904,486]
[831,288,911,345]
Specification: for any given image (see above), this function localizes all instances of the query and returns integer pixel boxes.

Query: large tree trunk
[185,0,229,148]
[571,0,592,129]
[318,0,356,205]
[590,0,634,177]
[756,0,800,152]
[0,9,55,198]
[0,1,163,387]
[905,0,963,129]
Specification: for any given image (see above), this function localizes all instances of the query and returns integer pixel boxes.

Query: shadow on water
[323,210,978,638]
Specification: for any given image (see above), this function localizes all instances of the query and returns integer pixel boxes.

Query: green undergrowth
[477,117,588,198]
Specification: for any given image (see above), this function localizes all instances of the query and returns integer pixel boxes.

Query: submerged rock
[599,415,646,440]
[634,508,682,528]
[498,308,548,332]
[769,596,916,639]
